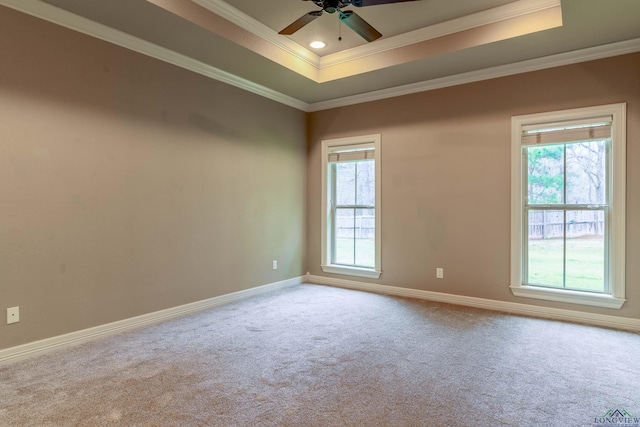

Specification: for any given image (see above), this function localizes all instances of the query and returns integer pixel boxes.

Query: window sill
[321,265,382,279]
[510,285,626,309]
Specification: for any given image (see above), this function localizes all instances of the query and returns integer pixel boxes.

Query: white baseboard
[0,276,304,365]
[307,274,640,332]
[4,274,636,365]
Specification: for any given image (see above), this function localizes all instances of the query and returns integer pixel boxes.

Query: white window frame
[321,134,381,279]
[510,103,626,309]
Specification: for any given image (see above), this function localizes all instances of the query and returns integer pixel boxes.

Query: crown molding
[319,0,561,68]
[0,0,310,111]
[308,38,640,112]
[188,0,562,72]
[190,0,321,68]
[2,0,639,113]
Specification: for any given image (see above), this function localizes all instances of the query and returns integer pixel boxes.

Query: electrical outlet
[7,306,19,324]
[272,260,278,270]
[436,268,444,279]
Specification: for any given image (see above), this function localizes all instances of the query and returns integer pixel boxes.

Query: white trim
[610,104,627,301]
[307,275,640,332]
[0,276,304,365]
[0,0,309,112]
[308,38,640,111]
[509,285,625,309]
[321,265,382,279]
[321,134,381,279]
[190,0,320,68]
[189,0,561,71]
[510,103,626,309]
[320,0,561,68]
[2,1,639,112]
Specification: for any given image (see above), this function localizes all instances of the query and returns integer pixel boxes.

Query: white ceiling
[3,0,640,111]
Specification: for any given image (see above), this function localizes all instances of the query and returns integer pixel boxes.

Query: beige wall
[2,7,638,353]
[307,53,640,320]
[0,8,306,349]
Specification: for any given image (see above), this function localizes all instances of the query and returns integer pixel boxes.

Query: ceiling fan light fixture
[310,41,327,49]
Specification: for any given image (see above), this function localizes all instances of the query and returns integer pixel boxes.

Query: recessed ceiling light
[309,41,326,49]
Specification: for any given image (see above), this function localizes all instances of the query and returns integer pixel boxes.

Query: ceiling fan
[279,0,421,43]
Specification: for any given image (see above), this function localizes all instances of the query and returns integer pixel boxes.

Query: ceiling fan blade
[350,0,421,6]
[338,10,382,42]
[279,11,323,35]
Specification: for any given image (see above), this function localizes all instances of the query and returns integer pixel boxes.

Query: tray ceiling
[2,0,640,111]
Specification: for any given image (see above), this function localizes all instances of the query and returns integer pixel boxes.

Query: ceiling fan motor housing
[312,0,350,14]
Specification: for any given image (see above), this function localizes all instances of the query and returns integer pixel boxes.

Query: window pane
[565,141,606,205]
[334,208,355,265]
[355,208,375,267]
[527,145,564,204]
[335,163,356,206]
[527,210,564,287]
[356,160,375,206]
[566,210,605,292]
[332,160,377,268]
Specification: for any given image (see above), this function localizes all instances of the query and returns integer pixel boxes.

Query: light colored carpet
[1,284,639,426]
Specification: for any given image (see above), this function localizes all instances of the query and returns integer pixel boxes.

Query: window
[321,134,381,279]
[510,104,626,309]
